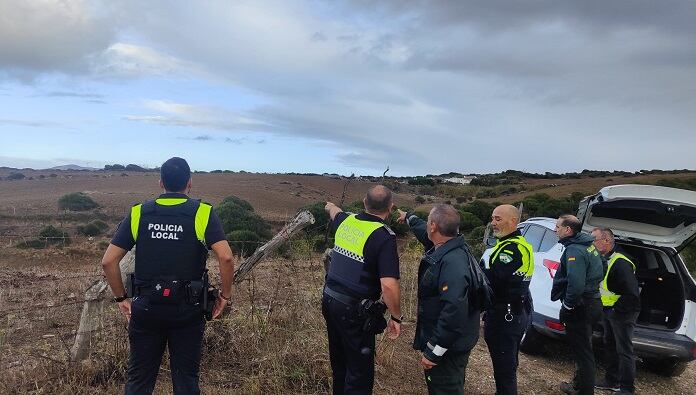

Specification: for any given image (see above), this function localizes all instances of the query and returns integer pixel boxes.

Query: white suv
[481,185,696,377]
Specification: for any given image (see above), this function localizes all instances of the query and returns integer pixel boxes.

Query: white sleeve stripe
[432,345,448,356]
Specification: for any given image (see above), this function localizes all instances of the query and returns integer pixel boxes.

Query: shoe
[594,379,620,392]
[560,382,579,395]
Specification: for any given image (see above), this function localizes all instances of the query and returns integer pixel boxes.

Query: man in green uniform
[398,204,480,395]
[551,215,604,395]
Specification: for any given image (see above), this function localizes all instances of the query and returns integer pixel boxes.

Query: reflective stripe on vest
[131,199,212,244]
[487,235,535,280]
[333,215,385,262]
[328,215,386,297]
[601,252,636,307]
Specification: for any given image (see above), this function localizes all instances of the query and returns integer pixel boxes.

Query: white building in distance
[443,176,475,185]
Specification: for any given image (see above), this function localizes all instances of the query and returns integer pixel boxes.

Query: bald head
[491,204,520,237]
[364,185,393,215]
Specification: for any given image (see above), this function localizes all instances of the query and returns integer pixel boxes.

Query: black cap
[160,157,191,192]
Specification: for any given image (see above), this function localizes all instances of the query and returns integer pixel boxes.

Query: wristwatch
[114,295,128,302]
[390,315,404,324]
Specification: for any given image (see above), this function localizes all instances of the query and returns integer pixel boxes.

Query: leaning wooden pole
[234,210,315,283]
[70,250,135,362]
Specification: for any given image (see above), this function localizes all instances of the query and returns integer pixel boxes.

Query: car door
[523,223,564,320]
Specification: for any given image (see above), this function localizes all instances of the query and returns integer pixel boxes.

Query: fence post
[70,250,135,362]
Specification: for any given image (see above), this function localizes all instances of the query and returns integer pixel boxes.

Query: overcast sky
[1,0,695,176]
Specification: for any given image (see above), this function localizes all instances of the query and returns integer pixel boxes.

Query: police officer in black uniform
[398,204,480,395]
[322,185,402,395]
[482,204,534,395]
[102,157,235,395]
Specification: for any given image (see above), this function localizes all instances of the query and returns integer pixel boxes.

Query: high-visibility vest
[328,214,387,298]
[130,197,212,281]
[601,252,636,307]
[487,235,534,281]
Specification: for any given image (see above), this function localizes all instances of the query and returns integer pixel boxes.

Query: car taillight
[543,259,560,278]
[692,345,696,358]
[545,320,565,332]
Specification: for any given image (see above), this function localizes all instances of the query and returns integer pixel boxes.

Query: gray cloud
[0,0,116,80]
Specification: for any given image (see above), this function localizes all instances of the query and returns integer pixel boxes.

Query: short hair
[160,157,191,192]
[365,185,392,214]
[559,214,582,235]
[430,204,460,237]
[592,227,614,241]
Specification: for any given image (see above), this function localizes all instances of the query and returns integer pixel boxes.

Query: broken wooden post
[70,250,134,362]
[234,210,315,283]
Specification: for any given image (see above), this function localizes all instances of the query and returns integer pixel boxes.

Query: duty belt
[323,286,360,306]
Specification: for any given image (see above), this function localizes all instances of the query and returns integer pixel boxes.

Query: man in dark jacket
[592,227,641,395]
[398,204,480,395]
[551,215,603,395]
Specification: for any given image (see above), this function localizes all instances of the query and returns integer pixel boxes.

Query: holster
[358,299,387,335]
[201,270,219,321]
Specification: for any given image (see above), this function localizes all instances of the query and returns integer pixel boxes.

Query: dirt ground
[0,171,694,393]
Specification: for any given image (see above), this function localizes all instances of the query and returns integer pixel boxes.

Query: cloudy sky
[1,0,695,176]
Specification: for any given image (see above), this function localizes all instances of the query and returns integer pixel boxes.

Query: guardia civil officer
[102,157,235,395]
[551,215,603,395]
[323,185,402,395]
[398,204,480,395]
[482,205,534,395]
[592,227,640,395]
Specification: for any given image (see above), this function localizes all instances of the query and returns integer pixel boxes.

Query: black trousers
[484,304,530,395]
[563,298,602,395]
[603,309,639,393]
[125,296,206,395]
[423,351,471,395]
[322,294,375,395]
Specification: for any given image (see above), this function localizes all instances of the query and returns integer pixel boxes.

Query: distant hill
[47,164,99,171]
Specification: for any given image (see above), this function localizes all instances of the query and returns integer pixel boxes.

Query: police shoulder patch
[499,253,513,264]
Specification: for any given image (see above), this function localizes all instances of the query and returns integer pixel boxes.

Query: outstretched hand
[396,209,408,224]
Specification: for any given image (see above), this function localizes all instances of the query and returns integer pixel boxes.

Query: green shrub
[227,230,262,257]
[460,200,494,223]
[58,192,100,211]
[77,220,109,236]
[215,195,271,239]
[300,202,330,235]
[681,244,696,278]
[38,225,70,245]
[220,195,255,212]
[7,172,25,180]
[458,211,483,233]
[467,225,487,244]
[415,195,426,204]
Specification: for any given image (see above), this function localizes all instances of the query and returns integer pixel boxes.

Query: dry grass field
[0,171,694,394]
